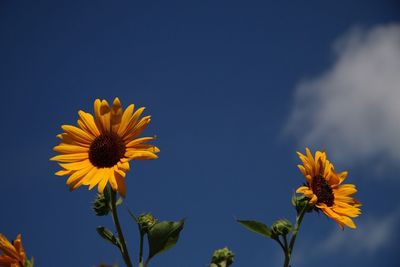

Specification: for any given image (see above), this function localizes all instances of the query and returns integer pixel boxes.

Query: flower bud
[92,193,111,216]
[210,247,234,266]
[292,194,313,213]
[271,219,292,236]
[138,213,157,233]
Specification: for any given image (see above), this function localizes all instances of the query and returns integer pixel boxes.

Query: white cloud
[291,209,400,267]
[286,24,400,166]
[319,211,399,254]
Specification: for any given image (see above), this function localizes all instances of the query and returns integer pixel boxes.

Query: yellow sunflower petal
[59,159,92,171]
[125,137,154,147]
[61,125,94,144]
[337,171,348,183]
[117,161,130,172]
[109,170,118,191]
[115,171,126,197]
[319,205,357,229]
[94,99,104,132]
[55,169,73,176]
[97,168,112,193]
[111,97,123,133]
[297,154,309,168]
[93,99,112,133]
[114,165,127,178]
[336,184,357,196]
[0,255,17,264]
[56,133,90,147]
[125,150,158,160]
[332,205,361,217]
[100,100,112,132]
[297,164,306,176]
[128,144,160,153]
[305,147,315,164]
[0,234,19,259]
[123,116,151,141]
[79,167,99,186]
[53,144,89,154]
[50,153,88,163]
[309,194,318,204]
[121,107,146,138]
[66,166,94,185]
[333,194,359,204]
[296,186,310,194]
[88,168,105,190]
[13,234,25,260]
[117,104,135,136]
[78,110,101,136]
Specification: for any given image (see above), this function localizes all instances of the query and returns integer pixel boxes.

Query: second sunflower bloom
[296,148,361,229]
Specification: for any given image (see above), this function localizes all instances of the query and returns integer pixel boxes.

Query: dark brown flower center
[311,174,334,206]
[89,132,126,168]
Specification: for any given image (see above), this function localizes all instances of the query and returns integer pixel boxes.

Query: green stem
[284,202,309,267]
[143,257,151,267]
[138,232,144,267]
[276,237,286,253]
[110,188,133,267]
[282,235,290,267]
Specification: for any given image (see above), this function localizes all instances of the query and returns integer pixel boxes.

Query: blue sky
[1,1,399,266]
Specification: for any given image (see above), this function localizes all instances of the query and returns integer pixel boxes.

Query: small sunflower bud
[92,193,111,216]
[292,194,313,213]
[210,247,234,266]
[271,219,292,236]
[138,213,157,233]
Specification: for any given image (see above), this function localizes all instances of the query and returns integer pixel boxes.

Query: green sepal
[116,197,123,207]
[237,219,272,238]
[137,213,157,234]
[92,186,112,216]
[292,193,314,213]
[25,257,34,267]
[147,219,185,260]
[127,208,138,223]
[271,219,292,236]
[210,247,235,266]
[96,226,120,248]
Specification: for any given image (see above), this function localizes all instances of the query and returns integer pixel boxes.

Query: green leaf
[237,219,272,238]
[147,219,185,259]
[96,226,120,247]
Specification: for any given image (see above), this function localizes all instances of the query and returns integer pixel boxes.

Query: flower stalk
[138,232,144,267]
[282,200,308,267]
[110,187,133,267]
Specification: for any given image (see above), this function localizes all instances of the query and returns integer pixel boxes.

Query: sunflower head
[0,233,26,267]
[51,98,160,197]
[296,148,361,229]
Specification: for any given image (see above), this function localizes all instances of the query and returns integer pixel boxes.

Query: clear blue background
[0,1,398,266]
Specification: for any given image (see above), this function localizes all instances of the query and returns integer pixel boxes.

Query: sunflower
[51,98,160,197]
[295,148,361,229]
[0,233,26,267]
